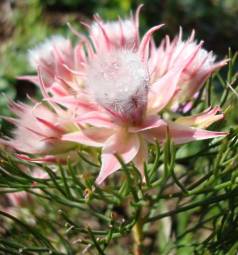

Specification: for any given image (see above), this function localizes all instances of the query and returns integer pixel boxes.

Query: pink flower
[0,100,77,163]
[0,7,228,185]
[149,29,228,107]
[61,17,227,184]
[20,35,86,99]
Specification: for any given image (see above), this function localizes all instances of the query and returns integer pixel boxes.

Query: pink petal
[36,117,65,133]
[139,24,164,62]
[0,138,12,147]
[49,96,97,113]
[103,131,139,155]
[95,153,121,185]
[133,138,148,176]
[17,75,39,85]
[96,133,140,184]
[76,111,116,128]
[134,4,144,48]
[93,16,112,50]
[74,43,87,68]
[49,82,69,97]
[129,115,166,133]
[0,116,18,125]
[176,106,224,128]
[148,67,182,114]
[185,59,229,99]
[16,154,65,163]
[62,128,113,147]
[145,121,228,145]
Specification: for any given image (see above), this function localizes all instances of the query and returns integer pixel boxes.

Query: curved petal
[129,115,166,133]
[76,111,116,128]
[49,96,97,113]
[49,82,69,97]
[103,130,139,154]
[95,153,121,185]
[17,75,39,85]
[139,24,164,62]
[16,154,65,163]
[62,127,113,147]
[147,67,182,114]
[16,150,78,164]
[133,138,148,176]
[145,121,228,145]
[176,106,224,128]
[96,132,140,184]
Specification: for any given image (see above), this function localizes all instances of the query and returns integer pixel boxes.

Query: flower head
[0,100,77,163]
[21,35,85,99]
[1,6,228,184]
[61,10,227,184]
[28,35,71,70]
[150,29,228,108]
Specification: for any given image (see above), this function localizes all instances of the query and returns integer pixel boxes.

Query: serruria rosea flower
[61,23,227,184]
[0,6,228,185]
[0,100,77,163]
[149,29,228,108]
[28,35,71,71]
[20,35,88,99]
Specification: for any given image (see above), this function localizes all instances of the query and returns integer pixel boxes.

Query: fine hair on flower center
[86,50,149,120]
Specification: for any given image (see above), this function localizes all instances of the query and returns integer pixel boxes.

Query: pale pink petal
[103,131,139,154]
[95,153,121,185]
[148,39,207,114]
[49,96,98,113]
[76,111,116,128]
[16,151,78,164]
[16,154,65,163]
[35,117,65,133]
[139,24,164,62]
[6,191,29,206]
[62,128,113,147]
[133,138,148,176]
[96,133,140,184]
[148,67,182,114]
[17,75,39,85]
[145,121,227,144]
[129,115,166,133]
[0,116,18,125]
[183,58,229,100]
[74,43,87,69]
[49,82,69,97]
[176,106,224,128]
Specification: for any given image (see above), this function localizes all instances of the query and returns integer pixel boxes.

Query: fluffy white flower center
[28,35,68,69]
[86,50,149,122]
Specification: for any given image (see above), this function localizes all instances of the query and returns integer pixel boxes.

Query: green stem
[132,219,143,255]
[146,189,238,223]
